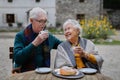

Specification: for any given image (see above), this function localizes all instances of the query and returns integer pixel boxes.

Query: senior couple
[13,7,103,73]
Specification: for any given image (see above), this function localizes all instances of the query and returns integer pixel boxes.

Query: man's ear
[30,18,33,23]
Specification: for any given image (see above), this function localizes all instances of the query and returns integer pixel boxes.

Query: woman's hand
[73,46,89,58]
[73,47,83,54]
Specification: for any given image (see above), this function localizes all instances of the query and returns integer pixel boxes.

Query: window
[104,0,120,9]
[79,0,84,2]
[36,0,40,2]
[76,14,85,25]
[8,0,13,2]
[6,14,15,23]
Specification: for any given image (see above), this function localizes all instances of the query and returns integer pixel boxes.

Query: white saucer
[35,67,52,73]
[79,68,97,74]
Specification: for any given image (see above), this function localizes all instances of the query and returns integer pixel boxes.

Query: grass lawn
[94,40,120,45]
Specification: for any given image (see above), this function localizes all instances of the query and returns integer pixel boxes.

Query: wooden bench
[9,47,21,74]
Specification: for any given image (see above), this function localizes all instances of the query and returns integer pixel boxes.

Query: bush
[80,16,116,40]
[47,27,63,34]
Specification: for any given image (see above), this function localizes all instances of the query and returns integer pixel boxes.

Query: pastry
[60,66,76,76]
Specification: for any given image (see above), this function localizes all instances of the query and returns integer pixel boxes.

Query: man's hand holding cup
[32,30,49,46]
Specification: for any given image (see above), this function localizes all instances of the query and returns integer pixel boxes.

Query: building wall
[107,10,120,29]
[0,0,103,28]
[56,0,103,27]
[0,0,56,27]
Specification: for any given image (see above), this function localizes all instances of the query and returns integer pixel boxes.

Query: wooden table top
[7,71,112,80]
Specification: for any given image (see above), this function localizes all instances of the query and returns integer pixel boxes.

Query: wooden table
[7,71,112,80]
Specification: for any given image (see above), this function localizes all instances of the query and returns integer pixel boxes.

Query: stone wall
[107,10,120,29]
[56,0,103,27]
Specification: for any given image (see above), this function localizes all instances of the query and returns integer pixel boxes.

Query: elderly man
[54,19,103,72]
[13,7,61,73]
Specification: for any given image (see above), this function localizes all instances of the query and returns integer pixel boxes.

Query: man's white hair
[63,19,82,36]
[29,7,47,19]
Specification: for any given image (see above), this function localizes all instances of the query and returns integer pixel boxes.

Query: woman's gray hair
[63,19,82,36]
[29,7,47,19]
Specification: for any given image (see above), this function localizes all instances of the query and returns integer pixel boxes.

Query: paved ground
[0,32,120,80]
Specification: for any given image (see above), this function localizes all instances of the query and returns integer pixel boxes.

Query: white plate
[52,69,84,79]
[35,67,52,73]
[79,68,97,74]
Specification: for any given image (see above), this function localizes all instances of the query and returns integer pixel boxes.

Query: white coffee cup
[39,30,48,34]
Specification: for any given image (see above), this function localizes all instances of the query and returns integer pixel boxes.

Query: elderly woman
[54,19,103,72]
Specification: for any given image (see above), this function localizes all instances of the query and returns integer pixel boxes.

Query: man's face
[31,13,47,33]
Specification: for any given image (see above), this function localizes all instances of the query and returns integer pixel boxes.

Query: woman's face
[63,23,79,42]
[30,13,47,33]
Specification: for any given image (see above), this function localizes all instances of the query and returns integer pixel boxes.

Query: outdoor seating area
[8,48,112,80]
[0,32,120,80]
[0,1,120,80]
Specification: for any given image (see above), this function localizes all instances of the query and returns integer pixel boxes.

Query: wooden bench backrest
[9,47,13,59]
[9,47,21,73]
